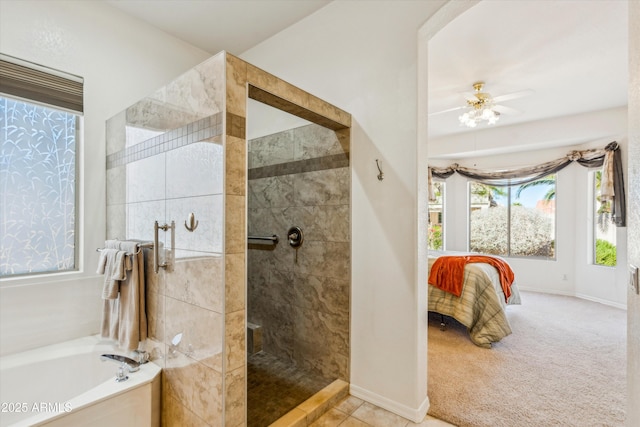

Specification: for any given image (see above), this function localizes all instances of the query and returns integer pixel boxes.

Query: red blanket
[428,255,515,302]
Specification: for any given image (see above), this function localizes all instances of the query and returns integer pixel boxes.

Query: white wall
[0,0,209,356]
[247,98,311,140]
[242,0,446,420]
[430,108,628,308]
[242,0,637,420]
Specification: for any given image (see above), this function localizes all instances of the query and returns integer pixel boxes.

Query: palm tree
[515,172,611,233]
[471,182,507,207]
[515,175,556,201]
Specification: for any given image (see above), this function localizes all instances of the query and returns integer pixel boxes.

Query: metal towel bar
[96,241,154,253]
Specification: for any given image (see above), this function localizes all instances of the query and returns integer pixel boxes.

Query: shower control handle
[288,226,303,248]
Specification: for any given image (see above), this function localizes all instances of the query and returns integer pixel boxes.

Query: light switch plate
[630,265,639,295]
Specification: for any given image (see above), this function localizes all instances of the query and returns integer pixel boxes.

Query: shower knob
[287,226,303,248]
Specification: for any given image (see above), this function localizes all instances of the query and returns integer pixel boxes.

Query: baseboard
[574,292,627,310]
[349,384,429,423]
[518,287,626,310]
[516,287,575,297]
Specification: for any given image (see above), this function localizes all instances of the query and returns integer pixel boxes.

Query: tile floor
[247,351,455,427]
[310,395,456,427]
[248,352,334,426]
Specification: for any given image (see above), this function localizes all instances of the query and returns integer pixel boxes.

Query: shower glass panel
[106,53,227,425]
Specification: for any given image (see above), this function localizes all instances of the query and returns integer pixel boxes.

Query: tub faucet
[132,349,150,364]
[100,354,140,372]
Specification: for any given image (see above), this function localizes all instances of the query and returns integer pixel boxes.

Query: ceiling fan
[430,81,534,128]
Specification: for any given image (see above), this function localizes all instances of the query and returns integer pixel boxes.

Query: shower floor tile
[248,352,334,426]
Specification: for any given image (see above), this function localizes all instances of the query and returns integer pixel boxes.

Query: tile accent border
[248,153,349,180]
[106,113,222,169]
[226,112,246,139]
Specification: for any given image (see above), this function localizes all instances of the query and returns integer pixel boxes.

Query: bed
[428,252,521,348]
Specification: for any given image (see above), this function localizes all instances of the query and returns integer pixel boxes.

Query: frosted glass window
[0,97,78,276]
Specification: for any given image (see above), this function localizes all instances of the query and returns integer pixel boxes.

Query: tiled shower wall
[106,52,233,426]
[247,124,350,381]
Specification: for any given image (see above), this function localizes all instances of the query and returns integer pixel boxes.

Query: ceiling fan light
[457,105,500,128]
[451,82,520,128]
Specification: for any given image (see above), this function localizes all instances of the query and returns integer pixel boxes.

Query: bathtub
[0,335,161,427]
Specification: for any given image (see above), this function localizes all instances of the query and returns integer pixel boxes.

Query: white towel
[105,239,121,250]
[101,240,148,352]
[97,248,127,299]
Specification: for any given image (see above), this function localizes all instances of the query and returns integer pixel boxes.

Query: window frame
[428,180,445,251]
[0,55,83,280]
[590,169,617,267]
[468,178,557,260]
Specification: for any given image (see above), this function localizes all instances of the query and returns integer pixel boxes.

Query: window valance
[428,142,625,227]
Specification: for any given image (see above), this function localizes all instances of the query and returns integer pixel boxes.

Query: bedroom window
[469,176,556,259]
[592,170,616,266]
[0,56,83,277]
[428,181,444,251]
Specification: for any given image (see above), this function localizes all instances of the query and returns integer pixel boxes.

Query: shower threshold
[269,378,349,427]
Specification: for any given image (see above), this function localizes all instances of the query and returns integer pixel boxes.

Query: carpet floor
[427,291,626,427]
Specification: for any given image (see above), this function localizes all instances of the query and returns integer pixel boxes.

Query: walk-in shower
[246,100,350,425]
[106,52,351,425]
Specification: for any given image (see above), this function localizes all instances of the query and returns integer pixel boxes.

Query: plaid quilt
[428,255,521,348]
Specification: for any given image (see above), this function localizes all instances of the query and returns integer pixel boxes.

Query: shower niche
[106,51,351,426]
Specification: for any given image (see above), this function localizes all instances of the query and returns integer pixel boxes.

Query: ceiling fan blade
[493,104,522,115]
[428,106,465,117]
[492,89,535,103]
